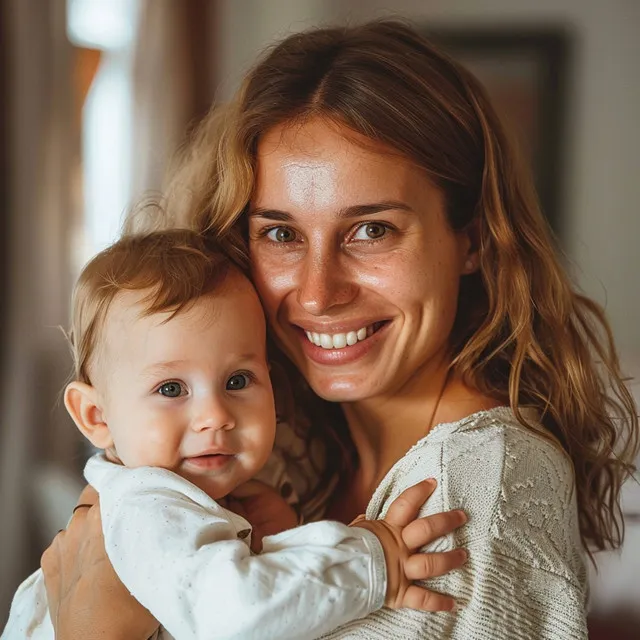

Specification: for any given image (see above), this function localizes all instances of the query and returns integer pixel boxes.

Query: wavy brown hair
[154,20,638,554]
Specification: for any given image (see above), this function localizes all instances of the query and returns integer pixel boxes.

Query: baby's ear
[64,381,113,449]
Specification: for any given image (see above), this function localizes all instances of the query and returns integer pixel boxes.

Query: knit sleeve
[321,413,589,640]
[424,422,590,639]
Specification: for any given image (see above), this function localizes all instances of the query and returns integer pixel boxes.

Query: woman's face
[248,118,476,403]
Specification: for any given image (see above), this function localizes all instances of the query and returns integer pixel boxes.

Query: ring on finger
[72,503,93,514]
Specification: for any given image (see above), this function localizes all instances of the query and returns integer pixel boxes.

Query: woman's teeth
[305,325,374,349]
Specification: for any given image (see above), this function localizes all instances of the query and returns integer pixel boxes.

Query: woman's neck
[341,361,501,497]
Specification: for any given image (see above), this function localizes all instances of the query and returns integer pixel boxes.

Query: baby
[3,230,456,640]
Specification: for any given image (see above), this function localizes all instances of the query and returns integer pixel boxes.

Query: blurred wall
[0,0,81,622]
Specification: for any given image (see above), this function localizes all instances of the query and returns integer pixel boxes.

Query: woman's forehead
[253,119,431,209]
[257,118,399,165]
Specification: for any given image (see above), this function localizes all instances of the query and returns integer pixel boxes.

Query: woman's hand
[41,485,159,640]
[226,480,299,552]
[351,479,467,611]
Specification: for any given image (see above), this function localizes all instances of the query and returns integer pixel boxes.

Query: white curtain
[130,0,214,206]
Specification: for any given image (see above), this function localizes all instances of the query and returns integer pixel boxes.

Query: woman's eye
[157,382,184,398]
[266,227,296,243]
[352,223,388,241]
[226,373,251,391]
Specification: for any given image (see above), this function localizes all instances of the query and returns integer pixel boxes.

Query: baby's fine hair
[68,229,235,384]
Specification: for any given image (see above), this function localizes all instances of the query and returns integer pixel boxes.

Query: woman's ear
[64,381,113,449]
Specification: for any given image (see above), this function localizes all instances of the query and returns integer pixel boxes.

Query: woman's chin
[304,373,380,403]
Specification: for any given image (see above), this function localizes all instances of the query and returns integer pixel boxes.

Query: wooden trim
[423,26,572,238]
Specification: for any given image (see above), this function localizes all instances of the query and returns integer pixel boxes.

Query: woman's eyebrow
[248,208,293,221]
[248,201,413,221]
[337,201,414,218]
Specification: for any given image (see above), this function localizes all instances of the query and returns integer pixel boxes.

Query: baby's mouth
[183,453,235,471]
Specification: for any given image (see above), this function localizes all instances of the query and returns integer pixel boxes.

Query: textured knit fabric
[320,407,589,640]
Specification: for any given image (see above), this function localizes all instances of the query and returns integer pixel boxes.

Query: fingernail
[458,548,469,562]
[456,510,468,523]
[424,478,437,486]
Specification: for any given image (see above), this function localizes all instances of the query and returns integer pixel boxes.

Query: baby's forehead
[102,279,263,346]
[104,289,216,337]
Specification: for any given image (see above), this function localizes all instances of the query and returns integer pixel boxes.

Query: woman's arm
[86,456,466,640]
[440,426,589,639]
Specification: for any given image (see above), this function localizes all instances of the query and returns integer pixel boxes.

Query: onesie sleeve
[85,455,386,640]
[1,569,54,640]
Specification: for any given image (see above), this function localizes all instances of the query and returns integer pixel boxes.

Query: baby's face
[96,271,276,500]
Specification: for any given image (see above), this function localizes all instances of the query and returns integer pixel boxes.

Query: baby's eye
[226,373,251,391]
[266,227,296,243]
[352,222,388,241]
[157,381,185,398]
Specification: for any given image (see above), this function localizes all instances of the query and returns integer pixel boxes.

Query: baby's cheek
[119,421,180,468]
[243,427,276,474]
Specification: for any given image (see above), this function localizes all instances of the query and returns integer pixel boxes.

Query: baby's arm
[86,455,464,640]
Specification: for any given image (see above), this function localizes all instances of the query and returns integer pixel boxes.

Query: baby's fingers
[400,585,456,612]
[405,549,468,581]
[402,510,467,550]
[384,479,437,527]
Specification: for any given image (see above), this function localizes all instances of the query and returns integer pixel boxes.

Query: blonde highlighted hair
[69,229,237,384]
[152,20,637,555]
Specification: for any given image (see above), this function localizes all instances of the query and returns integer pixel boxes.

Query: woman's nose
[296,251,358,316]
[191,396,235,433]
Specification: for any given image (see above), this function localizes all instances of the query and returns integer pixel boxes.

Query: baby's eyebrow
[140,360,189,377]
[236,352,264,362]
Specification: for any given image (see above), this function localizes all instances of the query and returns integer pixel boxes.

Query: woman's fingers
[404,549,468,580]
[384,479,437,527]
[402,510,467,550]
[401,584,456,612]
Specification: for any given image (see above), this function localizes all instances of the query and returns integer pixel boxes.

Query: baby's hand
[227,480,299,552]
[351,479,467,611]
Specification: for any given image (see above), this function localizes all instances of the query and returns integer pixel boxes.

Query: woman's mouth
[295,321,390,365]
[303,322,386,349]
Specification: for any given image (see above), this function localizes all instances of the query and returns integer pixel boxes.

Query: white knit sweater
[320,407,589,640]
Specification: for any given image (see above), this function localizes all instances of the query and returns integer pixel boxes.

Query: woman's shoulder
[380,407,586,583]
[419,406,574,482]
[380,407,575,502]
[464,405,568,457]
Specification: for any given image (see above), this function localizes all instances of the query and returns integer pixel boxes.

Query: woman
[42,20,638,639]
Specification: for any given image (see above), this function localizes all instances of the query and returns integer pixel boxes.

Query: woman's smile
[296,320,391,365]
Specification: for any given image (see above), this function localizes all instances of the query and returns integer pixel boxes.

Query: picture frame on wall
[424,28,571,238]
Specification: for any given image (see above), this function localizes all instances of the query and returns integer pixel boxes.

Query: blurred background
[0,0,638,635]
